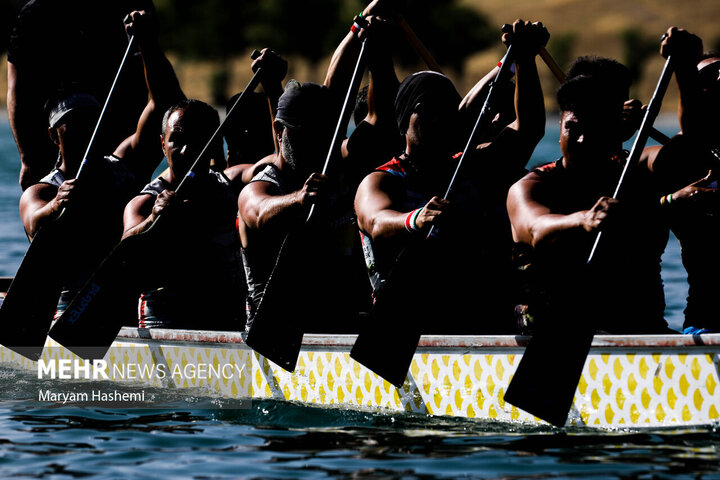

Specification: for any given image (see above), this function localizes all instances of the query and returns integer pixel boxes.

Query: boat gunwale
[114,328,720,349]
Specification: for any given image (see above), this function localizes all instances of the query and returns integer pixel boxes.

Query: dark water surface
[1,113,717,478]
[1,361,719,480]
[1,395,719,478]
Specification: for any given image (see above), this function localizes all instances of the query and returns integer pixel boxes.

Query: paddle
[244,37,369,371]
[350,45,517,388]
[48,53,265,359]
[504,54,675,427]
[395,14,443,74]
[400,19,670,149]
[428,47,515,241]
[0,36,137,360]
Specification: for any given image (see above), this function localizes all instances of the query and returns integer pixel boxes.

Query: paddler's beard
[281,133,299,173]
[280,134,314,188]
[281,131,325,183]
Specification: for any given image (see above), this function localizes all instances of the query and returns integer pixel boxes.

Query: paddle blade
[244,235,304,371]
[0,220,69,360]
[244,316,303,373]
[349,247,425,389]
[350,329,420,389]
[49,234,147,359]
[505,325,593,427]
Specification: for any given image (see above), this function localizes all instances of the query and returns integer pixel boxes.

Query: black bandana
[394,71,461,135]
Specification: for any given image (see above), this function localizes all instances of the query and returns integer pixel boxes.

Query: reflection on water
[0,362,718,479]
[0,396,718,479]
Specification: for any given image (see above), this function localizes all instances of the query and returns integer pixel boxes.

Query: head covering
[566,56,631,105]
[48,93,101,129]
[556,74,623,116]
[394,71,461,134]
[276,80,333,129]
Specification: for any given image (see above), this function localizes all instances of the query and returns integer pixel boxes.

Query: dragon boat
[0,322,718,430]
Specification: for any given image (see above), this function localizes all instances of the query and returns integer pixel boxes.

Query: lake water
[0,112,718,479]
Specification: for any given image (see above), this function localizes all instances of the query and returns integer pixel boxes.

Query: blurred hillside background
[0,0,718,114]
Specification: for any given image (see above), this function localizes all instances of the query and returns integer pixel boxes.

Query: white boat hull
[2,328,719,429]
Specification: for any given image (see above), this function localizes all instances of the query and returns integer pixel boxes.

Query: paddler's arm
[323,19,362,96]
[323,0,396,95]
[507,171,617,248]
[354,171,448,241]
[19,181,74,240]
[661,27,704,139]
[649,30,708,192]
[122,190,176,239]
[6,0,61,190]
[364,21,398,128]
[342,15,399,165]
[237,173,329,248]
[459,66,500,120]
[7,61,57,191]
[647,138,718,206]
[223,153,277,196]
[481,20,548,164]
[343,16,400,152]
[251,49,287,120]
[113,10,186,182]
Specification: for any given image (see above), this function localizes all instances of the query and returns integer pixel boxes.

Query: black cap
[395,71,461,135]
[276,80,334,129]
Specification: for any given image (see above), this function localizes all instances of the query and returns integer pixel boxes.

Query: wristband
[405,208,422,233]
[411,208,422,231]
[350,13,366,35]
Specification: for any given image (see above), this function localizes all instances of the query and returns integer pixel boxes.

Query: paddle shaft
[396,14,443,74]
[538,47,565,82]
[587,56,673,263]
[306,38,368,222]
[426,45,515,239]
[75,36,136,181]
[175,56,262,195]
[267,96,280,154]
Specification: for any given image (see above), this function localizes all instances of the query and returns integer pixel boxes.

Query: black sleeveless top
[528,158,670,333]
